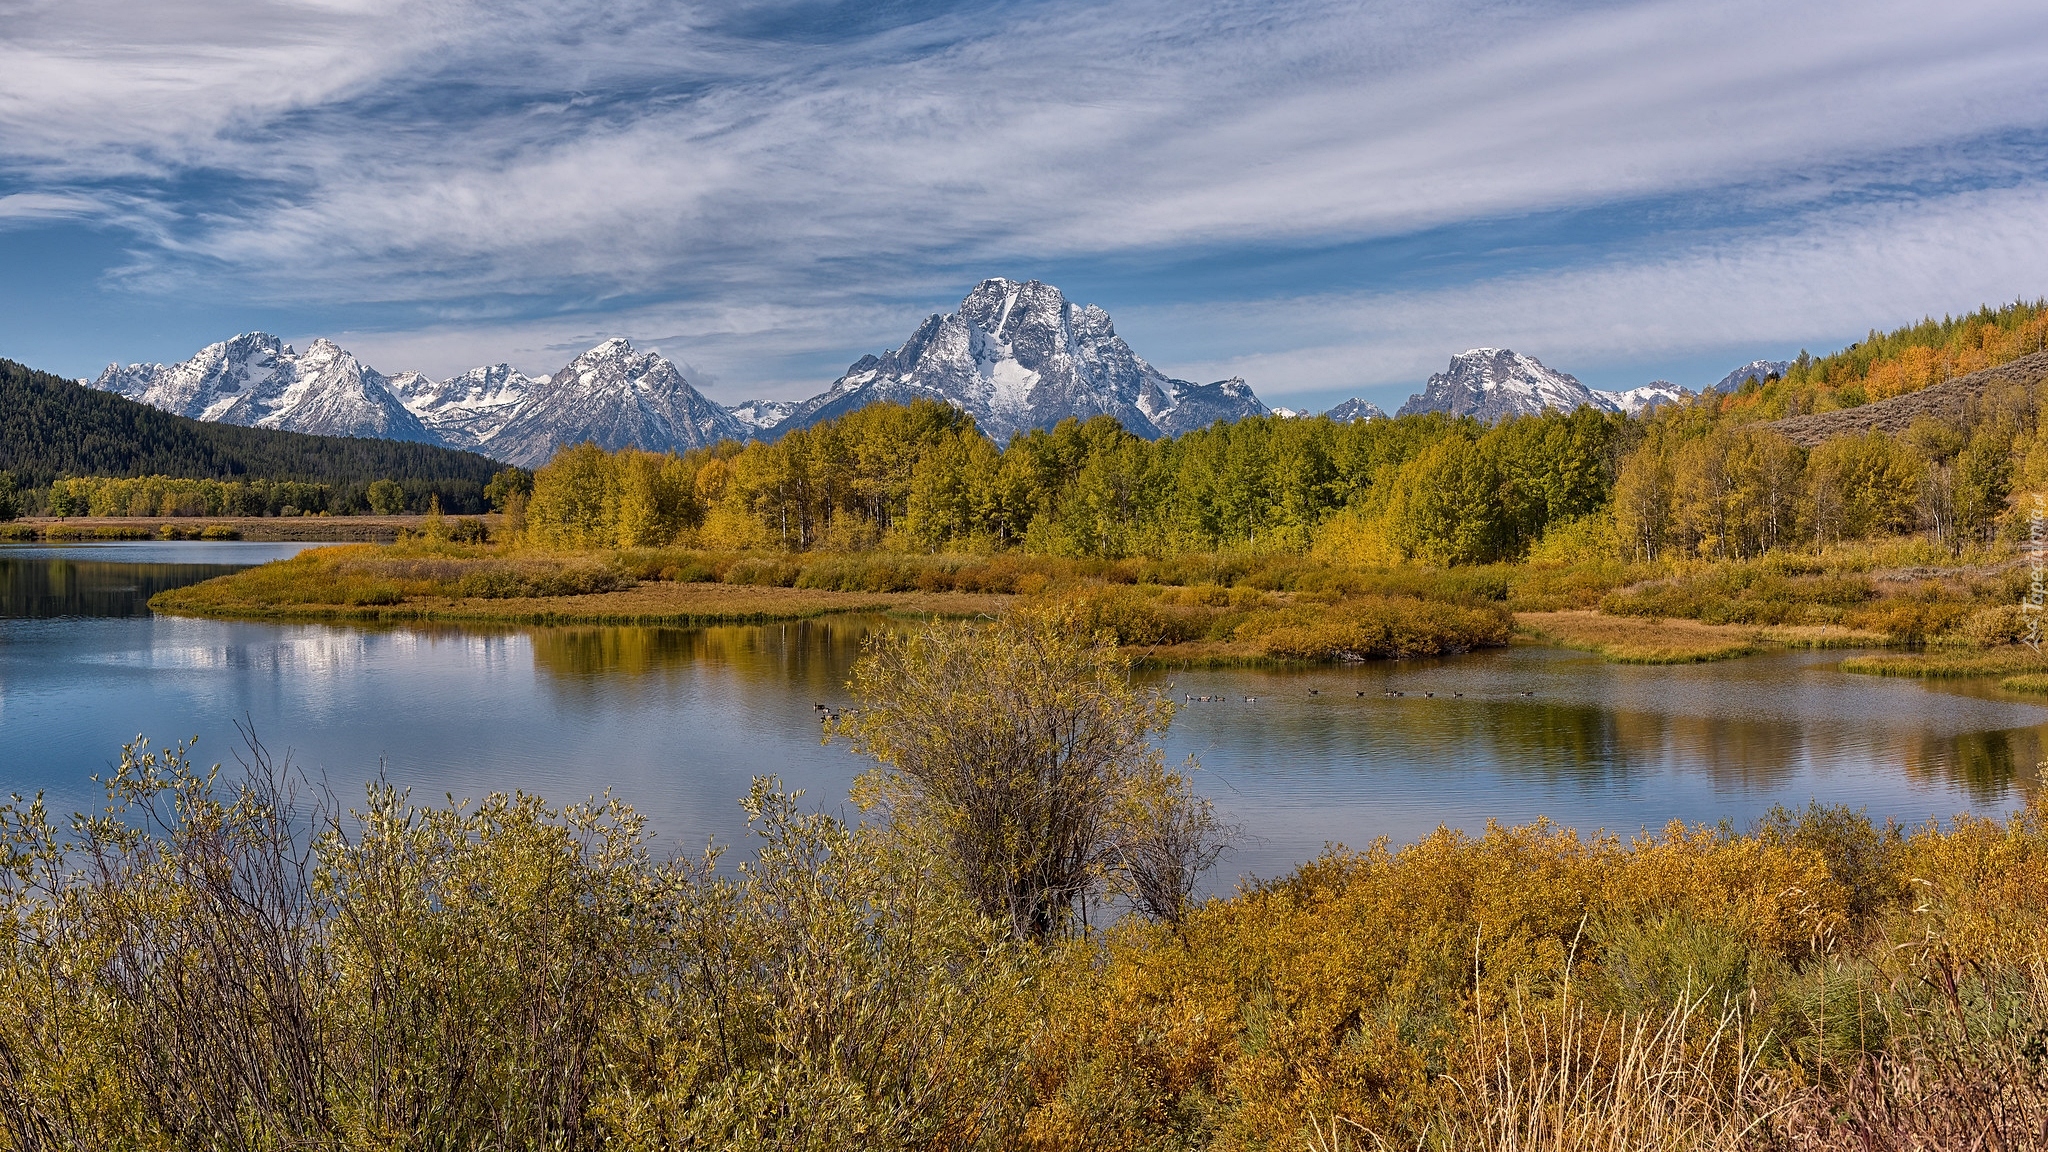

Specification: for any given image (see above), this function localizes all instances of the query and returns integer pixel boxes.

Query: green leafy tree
[1952,429,2013,549]
[366,477,408,515]
[484,467,533,512]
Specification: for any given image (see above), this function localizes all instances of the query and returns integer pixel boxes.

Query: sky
[3,0,2047,416]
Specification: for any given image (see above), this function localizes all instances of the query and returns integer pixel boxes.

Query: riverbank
[151,559,1011,624]
[3,514,465,543]
[1514,609,1895,663]
[146,542,1519,658]
[145,535,2048,675]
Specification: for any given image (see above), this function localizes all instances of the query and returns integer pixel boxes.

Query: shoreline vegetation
[4,616,2046,1148]
[148,530,2033,672]
[1,513,459,543]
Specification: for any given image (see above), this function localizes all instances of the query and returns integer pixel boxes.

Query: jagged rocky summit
[388,364,540,451]
[1713,360,1791,392]
[93,334,437,443]
[485,339,749,468]
[772,279,1268,441]
[1397,348,1615,422]
[1324,398,1387,422]
[1395,349,1703,422]
[95,334,747,467]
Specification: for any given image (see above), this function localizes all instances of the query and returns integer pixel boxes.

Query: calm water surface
[2,542,2041,881]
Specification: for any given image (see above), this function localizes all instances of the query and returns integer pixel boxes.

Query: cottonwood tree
[839,608,1226,942]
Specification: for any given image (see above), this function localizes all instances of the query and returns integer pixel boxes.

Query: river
[2,540,2040,882]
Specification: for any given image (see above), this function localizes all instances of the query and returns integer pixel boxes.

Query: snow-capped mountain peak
[1397,348,1611,422]
[726,398,798,431]
[484,338,748,467]
[92,332,435,443]
[771,278,1266,440]
[391,363,540,450]
[1712,359,1791,392]
[1592,381,1692,416]
[1324,398,1387,422]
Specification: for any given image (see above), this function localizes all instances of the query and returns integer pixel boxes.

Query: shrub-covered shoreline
[3,729,2042,1150]
[147,527,2048,673]
[148,539,1520,663]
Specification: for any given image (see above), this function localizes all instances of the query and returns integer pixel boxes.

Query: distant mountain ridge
[2,356,502,491]
[1393,350,1755,421]
[1713,360,1791,392]
[90,279,1274,465]
[86,289,1792,462]
[94,334,436,443]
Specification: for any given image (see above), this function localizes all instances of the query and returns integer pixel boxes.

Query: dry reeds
[1516,610,1763,663]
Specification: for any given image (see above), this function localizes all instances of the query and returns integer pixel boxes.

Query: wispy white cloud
[3,0,2047,390]
[0,191,102,222]
[1141,183,2048,401]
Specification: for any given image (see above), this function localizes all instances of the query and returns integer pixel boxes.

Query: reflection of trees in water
[529,615,906,701]
[1,559,244,618]
[1477,701,2048,804]
[1480,703,1631,784]
[1904,727,2042,805]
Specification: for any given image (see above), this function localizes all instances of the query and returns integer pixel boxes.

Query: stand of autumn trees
[519,375,2026,568]
[524,401,1625,563]
[1722,297,2048,417]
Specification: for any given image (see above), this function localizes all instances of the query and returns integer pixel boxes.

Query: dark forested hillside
[0,357,502,490]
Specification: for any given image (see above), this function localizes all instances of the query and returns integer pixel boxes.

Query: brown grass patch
[156,575,1009,625]
[1841,648,2048,678]
[1758,623,1893,648]
[1516,610,1763,663]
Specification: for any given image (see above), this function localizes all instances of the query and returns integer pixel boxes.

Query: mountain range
[89,279,1272,467]
[87,277,1789,465]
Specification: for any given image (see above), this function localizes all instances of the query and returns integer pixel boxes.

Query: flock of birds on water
[1178,686,1536,703]
[814,686,1537,721]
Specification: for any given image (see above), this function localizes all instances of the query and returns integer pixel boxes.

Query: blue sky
[4,0,2047,415]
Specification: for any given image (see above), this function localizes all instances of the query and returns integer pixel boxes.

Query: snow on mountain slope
[485,338,749,468]
[772,279,1266,441]
[1137,374,1269,436]
[92,334,436,442]
[1592,381,1692,416]
[1324,398,1387,422]
[389,364,539,450]
[726,398,798,431]
[1397,349,1615,422]
[1712,359,1791,392]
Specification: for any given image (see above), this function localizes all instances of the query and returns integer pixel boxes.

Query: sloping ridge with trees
[0,356,503,489]
[1768,348,2048,447]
